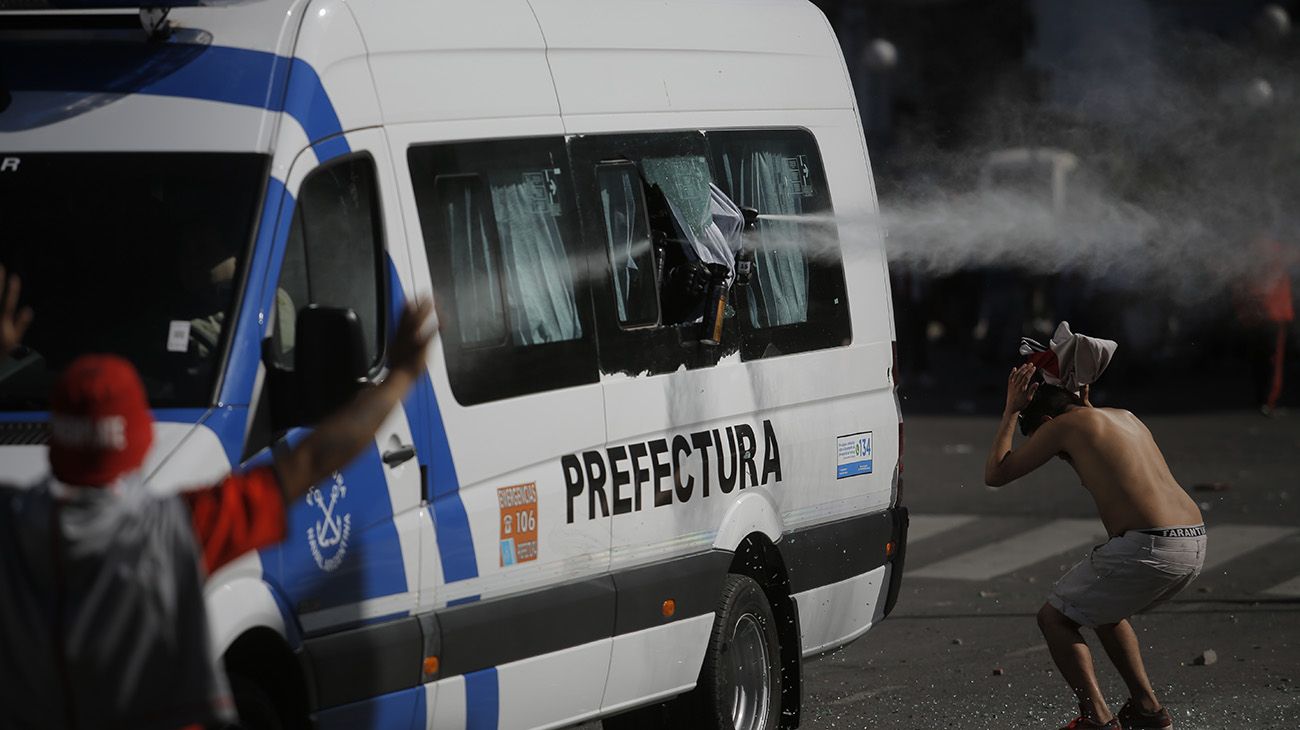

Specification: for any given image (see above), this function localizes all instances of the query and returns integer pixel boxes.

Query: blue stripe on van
[464,668,500,730]
[2,42,349,154]
[386,264,480,587]
[424,374,479,586]
[220,176,293,407]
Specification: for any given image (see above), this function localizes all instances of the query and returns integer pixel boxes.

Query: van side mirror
[292,305,369,426]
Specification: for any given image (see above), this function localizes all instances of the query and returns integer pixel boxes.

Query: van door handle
[382,444,417,468]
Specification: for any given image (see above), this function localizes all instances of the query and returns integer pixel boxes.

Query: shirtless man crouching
[984,363,1206,730]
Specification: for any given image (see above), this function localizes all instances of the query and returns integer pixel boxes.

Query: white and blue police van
[0,1,907,728]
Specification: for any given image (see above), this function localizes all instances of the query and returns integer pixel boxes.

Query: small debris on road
[951,638,964,646]
[1193,482,1232,492]
[992,667,1005,676]
[978,590,998,598]
[1192,649,1219,666]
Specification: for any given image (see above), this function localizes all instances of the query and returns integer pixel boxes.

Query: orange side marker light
[662,599,676,618]
[886,541,896,558]
[423,656,440,678]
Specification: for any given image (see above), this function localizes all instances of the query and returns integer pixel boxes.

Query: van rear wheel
[602,573,783,730]
[698,573,782,730]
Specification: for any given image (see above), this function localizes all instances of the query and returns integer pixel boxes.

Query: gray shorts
[1048,525,1207,628]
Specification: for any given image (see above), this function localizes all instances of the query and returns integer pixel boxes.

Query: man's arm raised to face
[984,364,1067,487]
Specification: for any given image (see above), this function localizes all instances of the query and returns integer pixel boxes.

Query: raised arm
[984,364,1064,487]
[273,299,434,502]
[0,267,34,359]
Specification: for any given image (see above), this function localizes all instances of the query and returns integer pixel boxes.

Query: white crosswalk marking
[1262,575,1300,597]
[1200,525,1298,571]
[907,514,979,544]
[909,518,1106,581]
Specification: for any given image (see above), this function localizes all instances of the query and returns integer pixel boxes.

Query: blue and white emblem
[307,472,352,572]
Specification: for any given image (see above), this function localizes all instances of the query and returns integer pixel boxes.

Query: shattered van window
[642,155,714,238]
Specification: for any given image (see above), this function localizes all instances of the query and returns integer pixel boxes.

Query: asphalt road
[577,410,1298,729]
[800,410,1300,730]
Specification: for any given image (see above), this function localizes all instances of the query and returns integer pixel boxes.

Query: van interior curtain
[599,170,645,324]
[721,150,811,327]
[488,176,583,345]
[444,183,506,345]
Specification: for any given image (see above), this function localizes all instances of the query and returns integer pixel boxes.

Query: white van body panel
[146,422,232,493]
[204,568,289,656]
[291,0,383,134]
[601,615,713,713]
[712,490,783,551]
[345,0,562,126]
[796,565,890,657]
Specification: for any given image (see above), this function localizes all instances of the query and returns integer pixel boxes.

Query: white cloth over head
[1019,321,1117,393]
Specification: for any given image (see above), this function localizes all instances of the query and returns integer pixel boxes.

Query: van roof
[1,0,848,153]
[347,0,850,126]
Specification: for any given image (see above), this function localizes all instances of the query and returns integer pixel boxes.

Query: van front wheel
[698,573,782,730]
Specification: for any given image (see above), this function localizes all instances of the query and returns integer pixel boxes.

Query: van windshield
[0,152,268,411]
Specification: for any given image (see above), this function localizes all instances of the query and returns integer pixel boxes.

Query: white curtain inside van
[598,168,652,325]
[722,150,811,328]
[444,183,507,346]
[489,179,583,345]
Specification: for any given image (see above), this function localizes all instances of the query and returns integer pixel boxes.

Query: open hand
[387,299,434,380]
[1005,363,1039,415]
[0,266,34,357]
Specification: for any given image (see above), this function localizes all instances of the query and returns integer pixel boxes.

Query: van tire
[697,573,782,730]
[602,574,783,730]
[229,672,283,730]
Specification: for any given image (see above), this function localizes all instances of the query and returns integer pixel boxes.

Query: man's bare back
[1049,407,1203,536]
[984,365,1202,536]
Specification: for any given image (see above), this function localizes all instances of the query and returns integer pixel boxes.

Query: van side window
[710,129,850,358]
[270,155,386,370]
[569,132,732,376]
[409,139,598,405]
[595,163,658,328]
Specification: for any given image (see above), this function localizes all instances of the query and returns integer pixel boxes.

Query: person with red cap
[0,269,434,730]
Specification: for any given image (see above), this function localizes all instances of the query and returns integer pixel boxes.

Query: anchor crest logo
[306,472,352,572]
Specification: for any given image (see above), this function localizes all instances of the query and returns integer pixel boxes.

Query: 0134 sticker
[498,482,539,567]
[836,431,873,479]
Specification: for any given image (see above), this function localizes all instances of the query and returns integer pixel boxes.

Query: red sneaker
[1118,700,1173,729]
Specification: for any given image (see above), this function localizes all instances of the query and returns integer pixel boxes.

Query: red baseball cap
[49,355,154,487]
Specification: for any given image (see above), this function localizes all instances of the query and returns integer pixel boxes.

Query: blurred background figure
[1235,235,1295,415]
